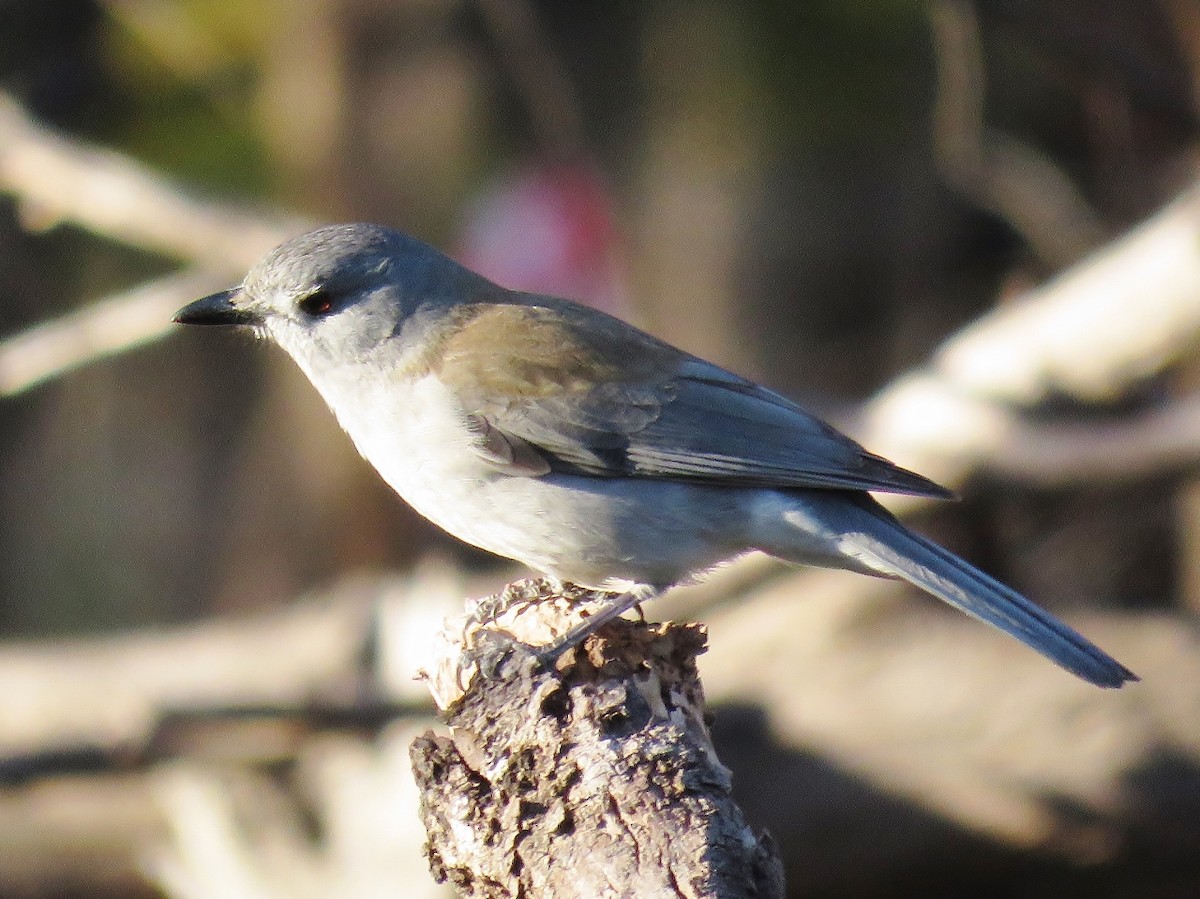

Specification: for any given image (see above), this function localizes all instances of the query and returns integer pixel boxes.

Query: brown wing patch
[434,302,678,402]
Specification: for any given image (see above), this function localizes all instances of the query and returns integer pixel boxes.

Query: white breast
[326,371,499,533]
[287,355,745,589]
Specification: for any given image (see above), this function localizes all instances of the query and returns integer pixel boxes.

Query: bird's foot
[535,584,660,663]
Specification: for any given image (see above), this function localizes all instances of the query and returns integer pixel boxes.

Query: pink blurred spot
[457,163,628,315]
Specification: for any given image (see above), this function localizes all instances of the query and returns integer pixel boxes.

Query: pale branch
[0,92,298,267]
[841,384,1200,497]
[0,269,221,396]
[145,729,451,899]
[0,91,306,394]
[860,180,1200,489]
[412,578,785,899]
[0,726,451,899]
[0,571,469,762]
[933,182,1200,404]
[982,391,1200,486]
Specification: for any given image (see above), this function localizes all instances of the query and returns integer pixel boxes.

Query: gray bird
[175,224,1135,688]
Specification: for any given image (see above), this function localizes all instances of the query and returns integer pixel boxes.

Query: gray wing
[470,356,952,498]
[433,300,950,497]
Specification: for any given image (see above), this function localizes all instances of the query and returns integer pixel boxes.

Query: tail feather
[847,498,1137,688]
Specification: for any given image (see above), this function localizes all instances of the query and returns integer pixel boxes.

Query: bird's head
[174,224,492,377]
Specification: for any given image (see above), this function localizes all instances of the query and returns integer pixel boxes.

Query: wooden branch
[0,91,307,394]
[932,181,1200,404]
[0,570,471,763]
[0,269,222,396]
[145,728,452,899]
[0,92,297,266]
[410,579,784,898]
[859,180,1200,490]
[981,392,1200,485]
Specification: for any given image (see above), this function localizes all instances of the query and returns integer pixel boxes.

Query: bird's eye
[299,289,335,317]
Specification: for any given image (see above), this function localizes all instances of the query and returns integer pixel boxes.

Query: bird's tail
[835,495,1137,688]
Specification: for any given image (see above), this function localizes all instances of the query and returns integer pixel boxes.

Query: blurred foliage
[750,0,932,148]
[90,2,270,194]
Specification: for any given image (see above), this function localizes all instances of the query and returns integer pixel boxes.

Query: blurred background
[1,0,1200,896]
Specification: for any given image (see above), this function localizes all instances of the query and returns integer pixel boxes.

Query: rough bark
[410,580,785,899]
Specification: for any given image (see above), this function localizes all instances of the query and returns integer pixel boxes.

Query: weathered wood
[411,580,785,898]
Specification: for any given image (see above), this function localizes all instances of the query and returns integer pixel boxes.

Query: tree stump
[410,579,784,898]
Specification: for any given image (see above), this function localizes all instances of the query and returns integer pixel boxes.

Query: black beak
[173,289,260,326]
